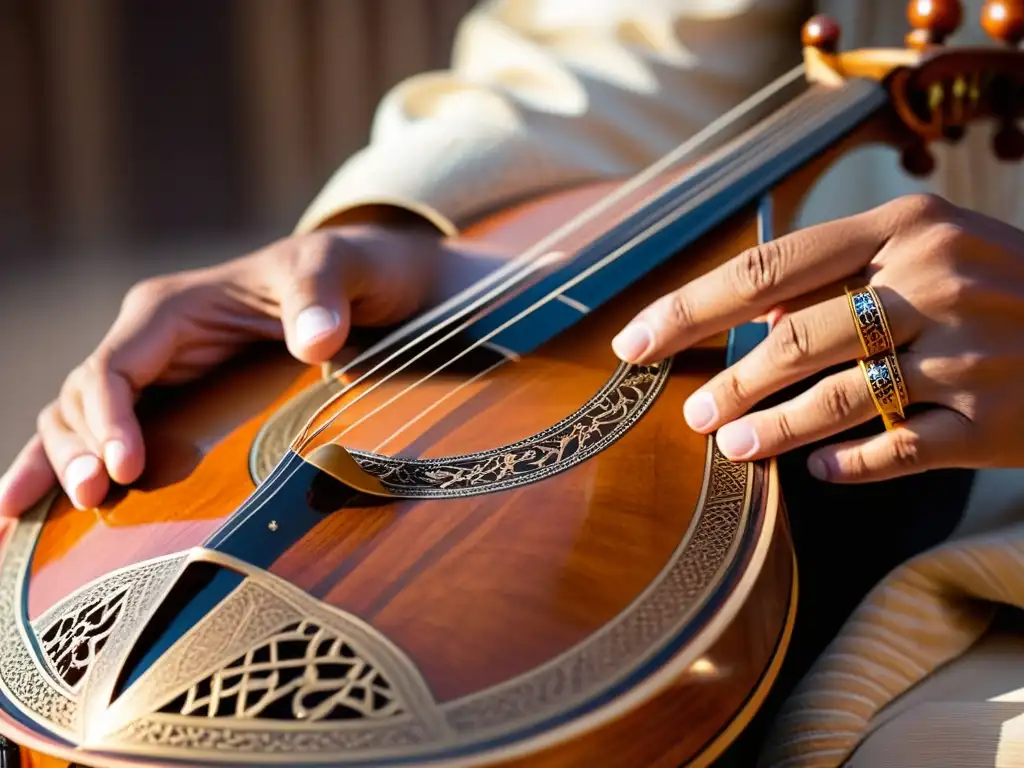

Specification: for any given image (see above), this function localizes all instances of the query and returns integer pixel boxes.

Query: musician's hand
[0,224,464,516]
[612,193,1024,483]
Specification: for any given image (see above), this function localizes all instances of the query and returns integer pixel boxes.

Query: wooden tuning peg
[981,1,1024,46]
[980,2,1024,160]
[801,14,841,53]
[906,0,964,49]
[993,123,1024,160]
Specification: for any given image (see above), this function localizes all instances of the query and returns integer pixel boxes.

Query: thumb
[273,251,352,365]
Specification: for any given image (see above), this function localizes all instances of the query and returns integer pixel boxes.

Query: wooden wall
[0,0,478,250]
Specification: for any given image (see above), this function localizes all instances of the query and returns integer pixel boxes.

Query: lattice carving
[159,620,403,722]
[39,586,128,688]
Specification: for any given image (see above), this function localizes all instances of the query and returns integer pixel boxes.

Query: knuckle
[844,449,872,479]
[723,371,748,406]
[820,380,857,421]
[929,275,974,312]
[59,367,86,401]
[122,276,177,312]
[889,431,923,469]
[663,291,694,331]
[892,192,951,224]
[731,243,784,301]
[83,350,113,377]
[771,315,812,366]
[771,411,796,445]
[36,402,58,434]
[294,232,339,273]
[928,220,967,251]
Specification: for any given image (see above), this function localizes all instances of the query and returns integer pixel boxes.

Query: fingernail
[684,392,718,431]
[0,470,10,504]
[104,440,128,473]
[808,454,831,480]
[716,422,759,459]
[612,323,653,361]
[295,306,339,346]
[64,454,101,509]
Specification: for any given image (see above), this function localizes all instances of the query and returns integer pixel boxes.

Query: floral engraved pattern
[39,586,128,689]
[350,364,667,498]
[160,620,402,722]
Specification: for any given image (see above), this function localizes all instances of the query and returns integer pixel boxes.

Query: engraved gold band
[847,285,895,358]
[859,351,909,430]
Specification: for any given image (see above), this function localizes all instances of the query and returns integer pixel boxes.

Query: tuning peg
[906,0,964,49]
[993,122,1024,160]
[981,1,1024,46]
[802,14,841,53]
[902,141,936,176]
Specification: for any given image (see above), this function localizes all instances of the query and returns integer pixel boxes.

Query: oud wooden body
[0,163,816,768]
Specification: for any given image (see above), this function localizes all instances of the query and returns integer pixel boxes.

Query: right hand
[0,224,451,517]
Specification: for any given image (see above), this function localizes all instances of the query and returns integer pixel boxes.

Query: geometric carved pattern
[39,586,128,689]
[159,620,403,721]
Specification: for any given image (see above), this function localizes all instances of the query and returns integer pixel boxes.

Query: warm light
[690,658,718,676]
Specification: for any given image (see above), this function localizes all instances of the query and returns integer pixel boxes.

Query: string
[208,70,878,549]
[294,69,868,456]
[290,64,808,452]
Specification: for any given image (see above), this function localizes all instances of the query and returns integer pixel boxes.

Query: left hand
[610,193,1024,483]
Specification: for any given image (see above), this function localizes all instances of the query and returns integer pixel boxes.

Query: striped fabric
[759,523,1024,767]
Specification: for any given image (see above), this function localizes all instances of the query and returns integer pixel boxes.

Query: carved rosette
[250,363,670,496]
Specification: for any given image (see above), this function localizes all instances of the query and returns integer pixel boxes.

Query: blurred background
[0,0,475,466]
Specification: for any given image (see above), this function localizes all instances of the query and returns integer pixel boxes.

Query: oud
[0,3,1021,767]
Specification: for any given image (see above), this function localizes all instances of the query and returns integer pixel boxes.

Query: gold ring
[859,351,909,430]
[847,285,895,358]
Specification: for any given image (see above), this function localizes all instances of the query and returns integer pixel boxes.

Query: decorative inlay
[160,619,404,721]
[98,564,445,753]
[0,494,77,732]
[251,362,670,499]
[39,585,129,689]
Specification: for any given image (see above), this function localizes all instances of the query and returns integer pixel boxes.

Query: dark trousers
[711,369,975,766]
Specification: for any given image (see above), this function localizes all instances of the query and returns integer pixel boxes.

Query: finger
[58,375,101,456]
[712,352,935,462]
[0,435,56,518]
[37,403,109,510]
[267,245,352,364]
[79,363,146,485]
[806,407,975,484]
[684,291,921,432]
[612,211,890,364]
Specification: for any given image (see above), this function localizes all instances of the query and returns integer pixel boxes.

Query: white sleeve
[294,0,808,236]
